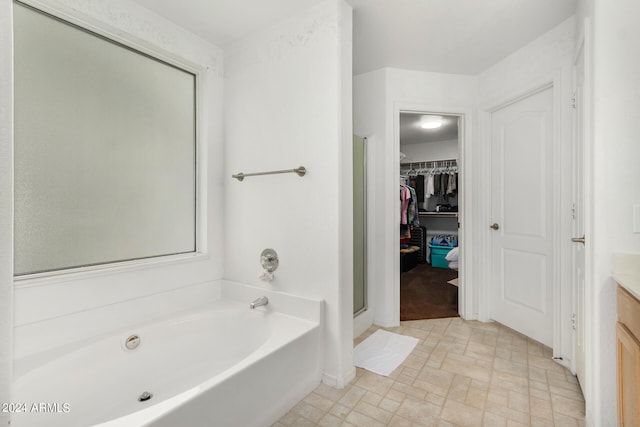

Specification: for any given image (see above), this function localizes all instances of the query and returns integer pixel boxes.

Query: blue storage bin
[430,244,454,269]
[430,234,458,247]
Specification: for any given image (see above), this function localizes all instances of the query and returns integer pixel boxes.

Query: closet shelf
[419,212,458,218]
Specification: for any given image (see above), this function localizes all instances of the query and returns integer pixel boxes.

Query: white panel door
[573,46,586,385]
[490,87,554,347]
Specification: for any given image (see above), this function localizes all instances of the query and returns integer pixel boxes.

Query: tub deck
[13,283,323,427]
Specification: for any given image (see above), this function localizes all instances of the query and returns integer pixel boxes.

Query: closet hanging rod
[400,159,457,168]
[232,166,307,182]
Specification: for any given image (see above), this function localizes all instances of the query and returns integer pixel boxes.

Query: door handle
[490,223,499,230]
[571,235,585,244]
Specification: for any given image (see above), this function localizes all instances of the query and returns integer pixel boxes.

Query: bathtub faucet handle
[249,296,269,309]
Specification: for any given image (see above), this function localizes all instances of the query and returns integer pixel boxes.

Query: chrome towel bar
[232,166,306,182]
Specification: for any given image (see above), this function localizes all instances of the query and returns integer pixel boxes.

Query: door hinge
[571,203,576,220]
[571,313,577,330]
[571,93,577,109]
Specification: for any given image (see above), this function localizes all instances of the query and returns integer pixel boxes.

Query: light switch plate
[634,204,640,233]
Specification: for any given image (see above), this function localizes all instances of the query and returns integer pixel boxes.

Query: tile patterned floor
[273,317,585,427]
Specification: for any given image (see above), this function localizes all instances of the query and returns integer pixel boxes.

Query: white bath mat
[354,329,419,376]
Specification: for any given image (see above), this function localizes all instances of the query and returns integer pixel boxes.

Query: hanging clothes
[400,185,411,225]
[410,175,425,204]
[425,173,435,199]
[400,160,458,209]
[400,184,419,244]
[440,173,449,197]
[400,224,411,243]
[407,186,420,226]
[446,172,457,196]
[401,185,410,243]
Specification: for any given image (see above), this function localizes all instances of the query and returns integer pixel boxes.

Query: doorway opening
[399,112,461,320]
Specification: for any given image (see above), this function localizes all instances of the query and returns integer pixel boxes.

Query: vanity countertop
[613,253,640,301]
[613,273,640,301]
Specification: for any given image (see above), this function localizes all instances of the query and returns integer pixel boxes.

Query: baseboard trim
[322,367,356,389]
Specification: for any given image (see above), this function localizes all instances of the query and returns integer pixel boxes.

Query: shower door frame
[353,135,368,317]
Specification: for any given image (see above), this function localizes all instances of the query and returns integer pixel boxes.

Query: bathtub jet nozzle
[138,391,153,402]
[125,334,141,350]
[249,296,269,309]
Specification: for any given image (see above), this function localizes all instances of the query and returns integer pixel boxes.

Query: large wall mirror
[13,2,198,276]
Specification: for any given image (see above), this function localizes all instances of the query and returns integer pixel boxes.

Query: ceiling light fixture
[420,115,443,129]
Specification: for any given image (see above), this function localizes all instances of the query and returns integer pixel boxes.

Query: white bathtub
[12,283,323,427]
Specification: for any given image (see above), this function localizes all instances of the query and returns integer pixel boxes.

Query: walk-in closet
[399,112,460,320]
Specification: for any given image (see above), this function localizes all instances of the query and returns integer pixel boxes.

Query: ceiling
[400,113,458,145]
[133,0,577,75]
[348,0,577,75]
[133,0,324,48]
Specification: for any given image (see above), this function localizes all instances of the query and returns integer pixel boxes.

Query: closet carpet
[400,263,459,321]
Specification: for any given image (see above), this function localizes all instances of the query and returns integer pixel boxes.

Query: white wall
[477,16,575,104]
[580,0,640,425]
[224,0,354,386]
[0,2,13,425]
[7,0,225,362]
[354,68,476,328]
[400,139,458,162]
